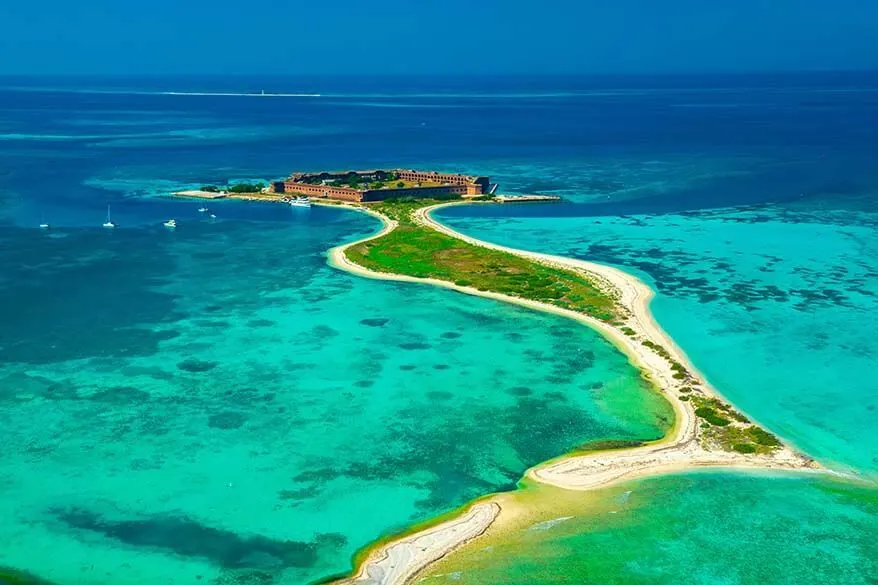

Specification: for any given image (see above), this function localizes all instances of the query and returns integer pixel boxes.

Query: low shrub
[228,182,265,193]
[733,443,757,454]
[695,406,730,426]
[728,411,750,423]
[747,427,781,446]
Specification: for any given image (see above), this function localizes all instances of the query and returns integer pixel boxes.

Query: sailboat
[39,211,49,230]
[103,205,115,228]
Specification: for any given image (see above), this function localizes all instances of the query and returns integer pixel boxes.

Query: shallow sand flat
[345,503,500,585]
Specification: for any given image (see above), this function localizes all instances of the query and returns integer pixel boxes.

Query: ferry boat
[103,205,115,229]
[289,196,311,208]
[163,219,177,229]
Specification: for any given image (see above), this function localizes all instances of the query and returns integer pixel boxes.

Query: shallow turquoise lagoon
[425,472,878,585]
[438,201,878,473]
[0,203,671,584]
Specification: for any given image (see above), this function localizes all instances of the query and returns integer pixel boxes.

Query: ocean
[0,73,875,584]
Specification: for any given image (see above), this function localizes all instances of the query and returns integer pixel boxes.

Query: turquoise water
[3,75,877,584]
[0,202,670,584]
[438,201,878,474]
[424,472,878,585]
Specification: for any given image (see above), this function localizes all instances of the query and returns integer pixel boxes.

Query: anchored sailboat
[103,205,115,228]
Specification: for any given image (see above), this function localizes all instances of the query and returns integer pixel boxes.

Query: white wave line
[160,91,321,97]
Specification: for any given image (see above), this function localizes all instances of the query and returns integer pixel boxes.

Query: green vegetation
[199,182,265,194]
[310,171,412,190]
[640,339,694,382]
[345,199,620,323]
[747,426,781,447]
[640,339,669,357]
[344,198,785,459]
[577,439,644,452]
[228,182,265,193]
[694,406,731,427]
[691,396,781,454]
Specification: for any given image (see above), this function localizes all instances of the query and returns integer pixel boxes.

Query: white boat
[39,223,50,230]
[209,214,217,219]
[103,205,115,228]
[198,207,208,213]
[289,196,311,208]
[163,219,177,229]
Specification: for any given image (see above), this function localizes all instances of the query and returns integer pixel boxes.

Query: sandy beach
[327,201,822,585]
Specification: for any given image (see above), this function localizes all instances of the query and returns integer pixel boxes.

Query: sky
[0,0,877,75]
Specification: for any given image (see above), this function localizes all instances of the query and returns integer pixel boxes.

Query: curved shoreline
[326,200,822,585]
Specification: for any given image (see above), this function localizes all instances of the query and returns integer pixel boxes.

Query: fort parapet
[271,169,490,202]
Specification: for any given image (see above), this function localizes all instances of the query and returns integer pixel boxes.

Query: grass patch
[346,200,619,322]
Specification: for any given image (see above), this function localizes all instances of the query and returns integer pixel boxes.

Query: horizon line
[1,68,877,79]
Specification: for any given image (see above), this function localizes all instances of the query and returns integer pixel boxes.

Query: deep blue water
[1,74,876,584]
[2,72,877,229]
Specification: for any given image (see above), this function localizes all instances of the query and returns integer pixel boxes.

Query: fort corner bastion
[271,169,491,202]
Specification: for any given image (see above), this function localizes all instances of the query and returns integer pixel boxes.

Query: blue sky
[1,0,876,75]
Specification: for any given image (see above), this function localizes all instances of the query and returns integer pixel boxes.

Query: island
[173,169,560,204]
[170,169,823,585]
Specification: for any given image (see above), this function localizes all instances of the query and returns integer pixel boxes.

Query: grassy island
[341,196,787,458]
[345,198,621,323]
[330,195,812,585]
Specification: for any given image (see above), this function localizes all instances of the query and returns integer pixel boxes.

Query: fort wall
[274,168,490,202]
